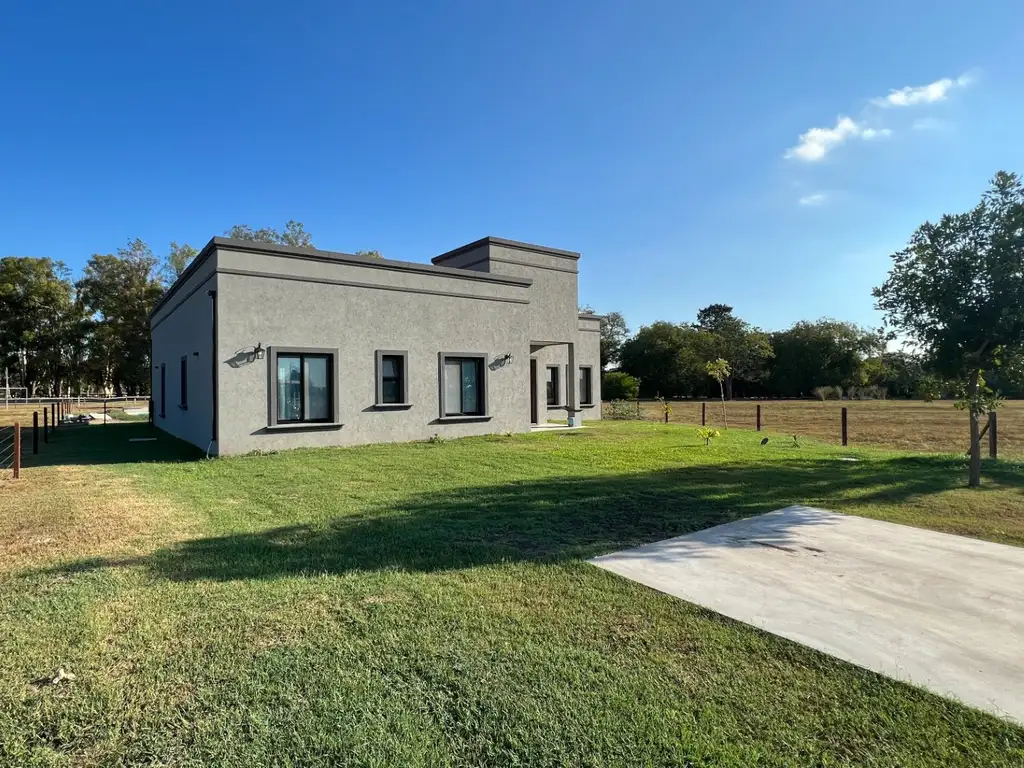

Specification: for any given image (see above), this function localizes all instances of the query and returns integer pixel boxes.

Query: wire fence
[0,397,152,483]
[603,398,1022,457]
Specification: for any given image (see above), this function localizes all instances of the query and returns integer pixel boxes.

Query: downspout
[207,289,218,446]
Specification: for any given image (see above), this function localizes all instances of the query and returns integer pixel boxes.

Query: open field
[612,398,1024,456]
[0,399,150,428]
[2,421,1023,765]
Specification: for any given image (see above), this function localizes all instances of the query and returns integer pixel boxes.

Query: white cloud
[798,193,827,206]
[784,116,891,162]
[872,74,972,108]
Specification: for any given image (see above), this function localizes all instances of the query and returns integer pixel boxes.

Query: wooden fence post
[43,407,48,443]
[51,403,56,430]
[756,404,761,432]
[13,423,21,480]
[701,402,706,426]
[989,412,997,459]
[841,407,848,447]
[104,400,108,425]
[32,412,38,454]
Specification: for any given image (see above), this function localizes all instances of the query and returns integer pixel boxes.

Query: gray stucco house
[150,236,602,456]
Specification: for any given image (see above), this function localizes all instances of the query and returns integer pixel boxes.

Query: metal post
[701,402,706,426]
[13,423,20,480]
[32,411,38,454]
[841,407,848,447]
[43,407,48,443]
[756,404,761,431]
[989,412,998,459]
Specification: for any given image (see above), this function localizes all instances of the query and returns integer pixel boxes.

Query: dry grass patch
[0,465,191,573]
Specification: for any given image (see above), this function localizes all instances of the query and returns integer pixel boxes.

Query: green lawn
[1,421,1023,766]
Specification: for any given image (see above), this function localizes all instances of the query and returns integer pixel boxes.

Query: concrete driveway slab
[590,506,1024,723]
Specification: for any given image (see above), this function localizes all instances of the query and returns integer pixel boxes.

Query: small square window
[375,350,409,406]
[579,366,594,406]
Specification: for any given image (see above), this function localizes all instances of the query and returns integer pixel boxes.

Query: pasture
[617,398,1024,456]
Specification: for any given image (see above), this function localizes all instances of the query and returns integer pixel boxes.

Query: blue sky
[2,1,1022,334]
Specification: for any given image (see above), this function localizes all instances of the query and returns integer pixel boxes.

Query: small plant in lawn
[705,358,731,428]
[696,427,720,446]
[427,433,445,444]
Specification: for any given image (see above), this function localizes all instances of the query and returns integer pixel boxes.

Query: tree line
[0,221,323,397]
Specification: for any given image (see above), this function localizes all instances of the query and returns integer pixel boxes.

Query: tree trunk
[719,383,728,429]
[968,369,982,488]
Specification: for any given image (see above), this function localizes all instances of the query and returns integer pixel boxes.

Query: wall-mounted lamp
[254,342,265,360]
[500,351,514,365]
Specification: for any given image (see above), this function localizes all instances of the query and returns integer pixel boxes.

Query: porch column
[566,342,580,426]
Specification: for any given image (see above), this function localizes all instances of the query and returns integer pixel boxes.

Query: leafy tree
[226,220,314,248]
[602,371,640,400]
[580,307,629,368]
[0,257,83,395]
[619,322,716,398]
[694,304,773,398]
[162,241,198,285]
[76,239,164,395]
[767,320,882,397]
[705,358,731,427]
[874,171,1024,487]
[355,250,384,259]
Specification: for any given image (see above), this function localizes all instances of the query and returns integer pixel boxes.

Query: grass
[625,398,1024,456]
[1,421,1023,766]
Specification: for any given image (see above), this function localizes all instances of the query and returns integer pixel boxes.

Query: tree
[355,250,384,259]
[618,322,716,398]
[767,319,882,397]
[694,304,773,398]
[874,171,1024,487]
[77,239,164,395]
[162,241,198,285]
[705,358,731,428]
[0,257,83,395]
[602,371,639,400]
[226,220,314,248]
[580,307,629,368]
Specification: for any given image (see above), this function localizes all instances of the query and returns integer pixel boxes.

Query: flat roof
[152,237,534,318]
[432,236,581,265]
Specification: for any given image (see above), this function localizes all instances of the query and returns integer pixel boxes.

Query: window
[546,365,560,406]
[159,364,166,418]
[440,354,486,417]
[579,366,594,406]
[375,350,409,406]
[179,356,188,410]
[268,347,339,426]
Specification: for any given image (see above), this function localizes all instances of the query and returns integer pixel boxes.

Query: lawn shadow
[44,453,1024,581]
[23,422,203,467]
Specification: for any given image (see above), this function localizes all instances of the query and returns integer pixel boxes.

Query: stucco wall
[150,260,217,451]
[530,330,602,424]
[214,247,534,454]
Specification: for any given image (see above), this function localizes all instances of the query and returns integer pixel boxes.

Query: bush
[602,371,640,400]
[605,400,642,420]
[848,385,887,400]
[812,385,843,401]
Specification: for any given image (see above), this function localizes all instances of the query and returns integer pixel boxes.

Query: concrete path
[590,506,1024,723]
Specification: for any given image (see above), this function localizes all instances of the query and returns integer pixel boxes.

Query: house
[150,236,602,455]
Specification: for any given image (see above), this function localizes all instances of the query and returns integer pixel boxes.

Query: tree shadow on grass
[44,454,1024,581]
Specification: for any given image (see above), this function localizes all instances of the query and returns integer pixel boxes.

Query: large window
[375,350,409,406]
[270,348,337,425]
[179,356,188,410]
[579,366,593,406]
[546,365,560,406]
[441,354,486,417]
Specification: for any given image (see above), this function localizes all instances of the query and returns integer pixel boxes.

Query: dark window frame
[438,352,489,420]
[578,365,594,406]
[374,349,411,407]
[267,346,341,427]
[546,364,561,407]
[179,355,188,410]
[159,363,166,418]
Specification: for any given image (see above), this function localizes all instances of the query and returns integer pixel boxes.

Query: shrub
[848,385,887,400]
[812,385,843,401]
[602,371,640,401]
[605,400,642,420]
[696,427,721,446]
